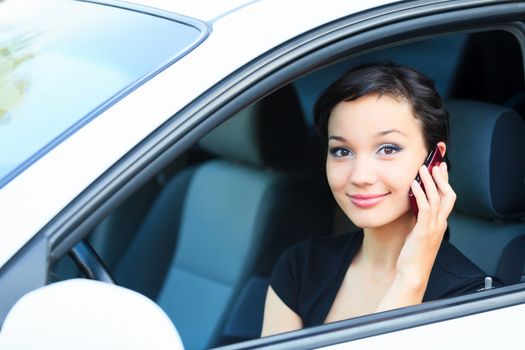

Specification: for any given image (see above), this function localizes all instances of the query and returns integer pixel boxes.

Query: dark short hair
[313,62,449,152]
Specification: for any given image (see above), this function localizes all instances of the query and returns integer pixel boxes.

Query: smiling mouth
[348,193,390,208]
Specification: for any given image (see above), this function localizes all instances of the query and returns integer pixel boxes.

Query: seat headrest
[199,84,307,168]
[446,99,525,219]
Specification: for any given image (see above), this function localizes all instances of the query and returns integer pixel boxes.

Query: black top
[270,231,497,327]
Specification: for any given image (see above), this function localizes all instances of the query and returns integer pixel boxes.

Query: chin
[352,220,389,229]
[345,213,391,229]
[344,207,412,229]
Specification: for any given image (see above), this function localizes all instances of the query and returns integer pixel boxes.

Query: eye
[377,144,402,156]
[329,147,352,158]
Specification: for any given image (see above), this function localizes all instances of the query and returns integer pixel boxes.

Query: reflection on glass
[0,31,37,122]
[0,0,201,186]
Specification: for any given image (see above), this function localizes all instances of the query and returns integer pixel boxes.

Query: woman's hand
[397,162,456,285]
[376,162,456,311]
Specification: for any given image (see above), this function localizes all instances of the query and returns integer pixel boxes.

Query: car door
[2,1,525,349]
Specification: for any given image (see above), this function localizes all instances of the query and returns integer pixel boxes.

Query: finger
[432,164,451,196]
[432,164,448,197]
[440,162,449,183]
[420,165,440,217]
[437,184,457,219]
[431,167,457,219]
[411,178,429,222]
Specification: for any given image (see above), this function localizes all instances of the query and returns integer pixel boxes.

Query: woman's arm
[261,286,303,337]
[377,161,456,312]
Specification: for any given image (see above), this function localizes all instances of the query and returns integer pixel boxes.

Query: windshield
[0,0,205,187]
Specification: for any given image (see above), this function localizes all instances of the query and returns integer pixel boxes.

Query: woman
[261,62,496,336]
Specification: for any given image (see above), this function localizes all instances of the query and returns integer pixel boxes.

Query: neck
[357,211,416,277]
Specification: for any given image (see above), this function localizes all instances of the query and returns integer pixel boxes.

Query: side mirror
[0,279,184,350]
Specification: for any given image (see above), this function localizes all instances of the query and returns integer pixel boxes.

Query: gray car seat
[113,85,334,349]
[217,98,525,345]
[446,99,525,285]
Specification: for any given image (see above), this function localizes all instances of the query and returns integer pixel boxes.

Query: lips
[348,193,390,208]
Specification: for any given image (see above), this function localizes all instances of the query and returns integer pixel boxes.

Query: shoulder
[424,239,497,300]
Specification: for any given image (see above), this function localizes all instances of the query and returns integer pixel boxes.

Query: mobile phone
[408,146,443,216]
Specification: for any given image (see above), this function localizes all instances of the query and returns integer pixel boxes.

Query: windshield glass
[0,0,204,187]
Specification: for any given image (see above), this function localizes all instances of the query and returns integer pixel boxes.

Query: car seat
[216,98,525,345]
[112,84,334,349]
[445,99,525,285]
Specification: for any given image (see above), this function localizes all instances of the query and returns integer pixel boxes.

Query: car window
[49,23,525,350]
[0,0,203,188]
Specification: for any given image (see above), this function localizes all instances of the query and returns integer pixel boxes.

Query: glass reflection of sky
[0,0,201,186]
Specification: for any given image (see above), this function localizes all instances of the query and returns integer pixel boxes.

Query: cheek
[326,161,348,192]
[383,162,418,194]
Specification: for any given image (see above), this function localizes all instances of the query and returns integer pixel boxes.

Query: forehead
[328,94,422,137]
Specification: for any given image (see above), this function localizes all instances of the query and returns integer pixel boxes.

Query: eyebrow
[328,135,347,142]
[376,129,407,137]
[328,129,407,141]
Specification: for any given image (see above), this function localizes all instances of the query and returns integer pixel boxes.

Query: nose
[349,155,378,187]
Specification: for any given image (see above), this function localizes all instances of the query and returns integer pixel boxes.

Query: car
[1,0,525,349]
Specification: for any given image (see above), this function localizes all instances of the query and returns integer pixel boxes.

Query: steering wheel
[69,240,116,284]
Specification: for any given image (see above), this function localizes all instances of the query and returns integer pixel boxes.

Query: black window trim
[12,0,525,347]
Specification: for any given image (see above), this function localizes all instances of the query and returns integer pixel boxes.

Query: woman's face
[326,94,429,228]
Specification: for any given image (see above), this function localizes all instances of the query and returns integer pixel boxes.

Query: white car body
[1,0,525,349]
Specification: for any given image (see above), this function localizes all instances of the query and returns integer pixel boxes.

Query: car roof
[121,0,256,22]
[114,0,403,23]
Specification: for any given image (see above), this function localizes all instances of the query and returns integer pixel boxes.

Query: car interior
[50,27,525,349]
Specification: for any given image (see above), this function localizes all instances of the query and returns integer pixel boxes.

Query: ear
[437,141,447,157]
